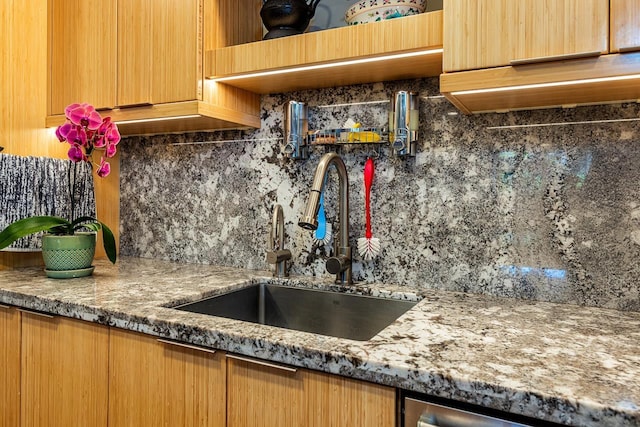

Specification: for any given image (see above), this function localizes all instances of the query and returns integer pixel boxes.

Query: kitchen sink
[172,283,418,341]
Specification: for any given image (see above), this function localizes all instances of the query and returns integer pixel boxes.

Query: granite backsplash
[120,77,640,312]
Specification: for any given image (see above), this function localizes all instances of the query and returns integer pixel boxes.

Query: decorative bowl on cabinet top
[345,0,426,25]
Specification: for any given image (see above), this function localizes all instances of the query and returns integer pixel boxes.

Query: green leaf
[0,216,70,249]
[82,223,101,232]
[97,221,117,264]
[0,215,117,264]
[71,216,100,229]
[70,216,117,264]
[48,224,73,235]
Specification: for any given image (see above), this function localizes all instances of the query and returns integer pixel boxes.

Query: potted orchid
[0,103,119,277]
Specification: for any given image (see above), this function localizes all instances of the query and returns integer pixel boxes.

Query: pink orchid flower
[106,125,121,146]
[105,142,117,158]
[55,102,120,177]
[55,122,73,142]
[68,144,87,162]
[95,118,121,149]
[65,103,103,130]
[93,134,107,148]
[65,126,88,147]
[96,157,111,177]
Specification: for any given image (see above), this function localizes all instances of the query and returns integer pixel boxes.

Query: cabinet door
[21,312,109,427]
[151,0,200,104]
[117,0,152,106]
[443,0,609,72]
[227,355,305,426]
[49,0,117,114]
[304,369,397,427]
[611,0,640,53]
[227,355,396,427]
[0,306,20,427]
[108,329,226,427]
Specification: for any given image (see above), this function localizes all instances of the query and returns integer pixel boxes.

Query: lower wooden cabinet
[108,328,226,427]
[6,313,396,427]
[20,311,109,427]
[0,305,20,427]
[226,355,397,427]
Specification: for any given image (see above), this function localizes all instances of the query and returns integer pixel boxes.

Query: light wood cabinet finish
[304,369,397,427]
[440,0,640,114]
[117,0,152,106]
[21,313,109,427]
[108,329,226,427]
[150,0,200,104]
[118,0,199,106]
[227,356,396,427]
[209,11,443,94]
[1,0,66,158]
[53,0,199,110]
[207,0,262,48]
[47,0,260,135]
[0,306,20,427]
[49,0,117,114]
[6,311,397,427]
[227,356,304,426]
[440,52,640,114]
[611,0,640,53]
[443,0,609,72]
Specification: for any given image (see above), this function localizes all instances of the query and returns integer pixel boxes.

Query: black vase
[260,0,321,40]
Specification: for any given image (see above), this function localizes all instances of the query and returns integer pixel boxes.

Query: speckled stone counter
[1,257,638,426]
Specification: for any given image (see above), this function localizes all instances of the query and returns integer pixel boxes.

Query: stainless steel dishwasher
[403,394,549,427]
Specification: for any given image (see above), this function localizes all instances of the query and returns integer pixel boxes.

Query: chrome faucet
[266,204,291,277]
[298,152,352,285]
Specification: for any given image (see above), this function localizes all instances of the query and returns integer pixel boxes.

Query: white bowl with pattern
[345,0,427,25]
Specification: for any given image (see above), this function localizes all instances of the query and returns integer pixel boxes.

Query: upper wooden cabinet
[117,0,152,107]
[49,0,117,113]
[0,306,20,427]
[441,0,640,114]
[610,0,640,52]
[443,0,609,72]
[153,0,200,103]
[48,0,260,135]
[207,10,444,94]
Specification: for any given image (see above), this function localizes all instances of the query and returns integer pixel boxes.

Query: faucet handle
[326,255,349,275]
[268,204,290,278]
[325,245,352,284]
[266,249,292,265]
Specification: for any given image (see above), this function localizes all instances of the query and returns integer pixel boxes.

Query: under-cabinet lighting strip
[316,100,390,108]
[170,138,282,146]
[451,73,640,95]
[210,49,444,82]
[487,117,640,130]
[114,115,201,125]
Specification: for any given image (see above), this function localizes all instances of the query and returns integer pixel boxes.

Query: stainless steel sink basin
[172,284,418,341]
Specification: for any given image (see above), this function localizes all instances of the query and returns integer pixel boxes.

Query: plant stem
[68,161,76,235]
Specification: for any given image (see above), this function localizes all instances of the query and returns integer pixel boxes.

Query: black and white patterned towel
[0,153,96,250]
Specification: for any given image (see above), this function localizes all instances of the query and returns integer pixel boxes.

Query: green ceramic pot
[42,232,96,277]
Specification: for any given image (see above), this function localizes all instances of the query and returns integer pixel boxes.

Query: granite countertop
[0,257,638,426]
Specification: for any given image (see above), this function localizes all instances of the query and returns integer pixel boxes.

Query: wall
[0,0,120,269]
[120,78,640,312]
[0,0,66,269]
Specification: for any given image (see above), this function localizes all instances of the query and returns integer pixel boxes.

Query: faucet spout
[267,204,291,277]
[298,152,352,284]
